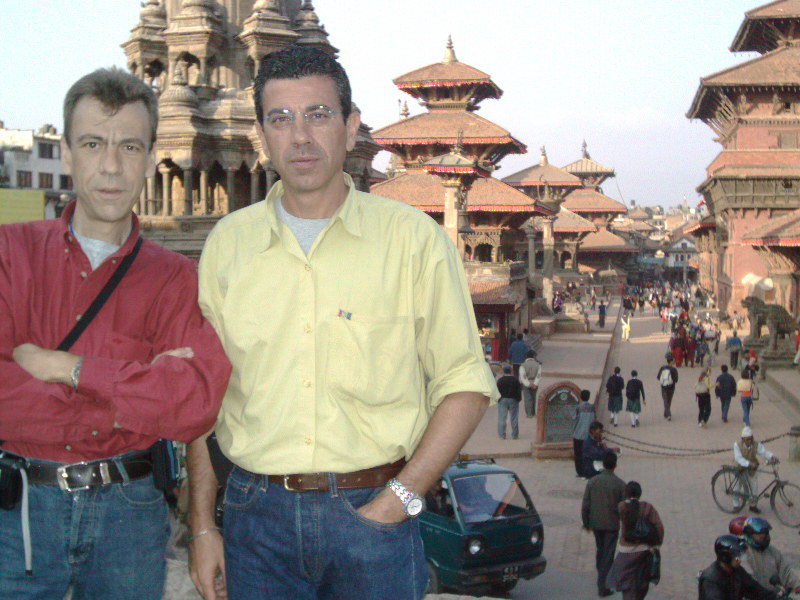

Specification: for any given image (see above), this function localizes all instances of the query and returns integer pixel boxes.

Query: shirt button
[64,248,69,253]
[304,324,312,333]
[304,436,313,445]
[91,430,98,437]
[76,314,82,321]
[111,259,117,265]
[303,380,311,388]
[65,444,72,451]
[80,271,88,279]
[304,264,311,272]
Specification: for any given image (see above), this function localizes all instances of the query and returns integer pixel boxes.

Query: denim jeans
[0,472,168,600]
[742,397,753,426]
[720,397,732,421]
[497,398,519,439]
[223,466,427,600]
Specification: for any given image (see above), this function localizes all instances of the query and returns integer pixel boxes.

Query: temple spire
[443,35,457,64]
[582,139,590,159]
[539,146,548,166]
[399,99,409,119]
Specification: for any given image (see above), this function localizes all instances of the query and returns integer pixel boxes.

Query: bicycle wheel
[712,468,746,513]
[770,482,800,527]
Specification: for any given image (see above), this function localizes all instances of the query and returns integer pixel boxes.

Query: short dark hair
[253,45,352,126]
[589,420,603,433]
[64,67,158,149]
[631,369,638,377]
[613,366,620,374]
[516,333,523,340]
[602,451,617,470]
[721,364,728,373]
[526,349,536,359]
[580,389,591,402]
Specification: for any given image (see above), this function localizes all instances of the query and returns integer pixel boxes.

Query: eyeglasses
[265,106,339,130]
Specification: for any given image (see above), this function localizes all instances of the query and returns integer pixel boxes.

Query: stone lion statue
[741,295,798,349]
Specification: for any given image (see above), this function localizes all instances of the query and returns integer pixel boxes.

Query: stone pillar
[226,168,237,213]
[266,167,277,192]
[199,169,209,215]
[146,176,156,215]
[442,180,459,247]
[525,225,536,285]
[250,168,260,203]
[542,216,556,305]
[159,165,172,216]
[183,167,193,216]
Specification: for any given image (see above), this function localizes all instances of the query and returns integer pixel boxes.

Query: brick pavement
[466,302,800,600]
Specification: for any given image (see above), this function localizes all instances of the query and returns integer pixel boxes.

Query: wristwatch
[386,478,426,517]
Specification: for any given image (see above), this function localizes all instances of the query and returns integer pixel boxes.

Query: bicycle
[711,464,800,527]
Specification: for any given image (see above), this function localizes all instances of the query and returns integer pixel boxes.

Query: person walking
[656,357,679,421]
[715,364,737,423]
[496,365,522,439]
[606,366,625,427]
[737,369,756,427]
[572,389,596,477]
[660,306,669,333]
[625,370,645,427]
[727,331,743,370]
[685,333,696,368]
[621,312,631,342]
[598,301,607,328]
[608,481,664,600]
[695,367,712,427]
[582,452,626,597]
[508,333,529,377]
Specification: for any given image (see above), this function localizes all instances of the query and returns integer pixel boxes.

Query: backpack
[659,367,673,387]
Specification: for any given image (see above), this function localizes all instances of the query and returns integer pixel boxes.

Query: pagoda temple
[122,0,381,257]
[687,0,800,315]
[370,38,555,360]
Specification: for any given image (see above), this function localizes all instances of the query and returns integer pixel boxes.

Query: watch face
[407,497,424,517]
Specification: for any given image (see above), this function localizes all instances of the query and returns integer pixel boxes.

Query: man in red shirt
[0,68,230,599]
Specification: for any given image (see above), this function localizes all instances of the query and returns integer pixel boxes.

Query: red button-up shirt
[0,202,231,462]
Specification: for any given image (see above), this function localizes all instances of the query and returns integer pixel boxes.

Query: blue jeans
[0,471,168,600]
[223,466,427,600]
[497,398,519,438]
[742,397,753,426]
[719,397,731,421]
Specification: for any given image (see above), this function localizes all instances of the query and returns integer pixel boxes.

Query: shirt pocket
[326,314,414,406]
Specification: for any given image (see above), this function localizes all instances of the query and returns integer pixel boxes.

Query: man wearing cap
[734,427,779,513]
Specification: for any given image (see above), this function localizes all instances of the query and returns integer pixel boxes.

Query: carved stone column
[250,168,261,203]
[442,180,459,248]
[159,165,172,216]
[199,169,209,215]
[183,167,193,216]
[226,168,237,213]
[146,176,156,216]
[525,223,537,285]
[541,215,556,305]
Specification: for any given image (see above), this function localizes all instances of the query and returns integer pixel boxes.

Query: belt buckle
[283,475,299,492]
[56,462,91,493]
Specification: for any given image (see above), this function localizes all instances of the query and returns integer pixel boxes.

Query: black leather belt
[26,452,153,492]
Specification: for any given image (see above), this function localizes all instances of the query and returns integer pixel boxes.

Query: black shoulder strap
[57,237,143,352]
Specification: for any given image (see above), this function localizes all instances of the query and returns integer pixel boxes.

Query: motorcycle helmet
[714,534,747,564]
[742,517,771,550]
[728,515,747,536]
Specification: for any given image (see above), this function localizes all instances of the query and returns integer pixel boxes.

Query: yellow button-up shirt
[198,174,498,474]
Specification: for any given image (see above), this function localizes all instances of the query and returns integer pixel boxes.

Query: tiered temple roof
[741,208,800,245]
[730,0,800,53]
[562,141,615,189]
[561,189,628,215]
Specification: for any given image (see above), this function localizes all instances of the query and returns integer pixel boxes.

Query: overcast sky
[0,1,760,206]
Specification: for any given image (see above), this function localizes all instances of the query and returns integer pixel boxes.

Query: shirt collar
[60,199,142,257]
[262,172,363,243]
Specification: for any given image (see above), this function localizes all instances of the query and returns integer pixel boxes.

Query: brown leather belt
[26,452,153,492]
[267,458,405,492]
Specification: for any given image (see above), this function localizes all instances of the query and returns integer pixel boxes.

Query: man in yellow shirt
[187,46,498,600]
